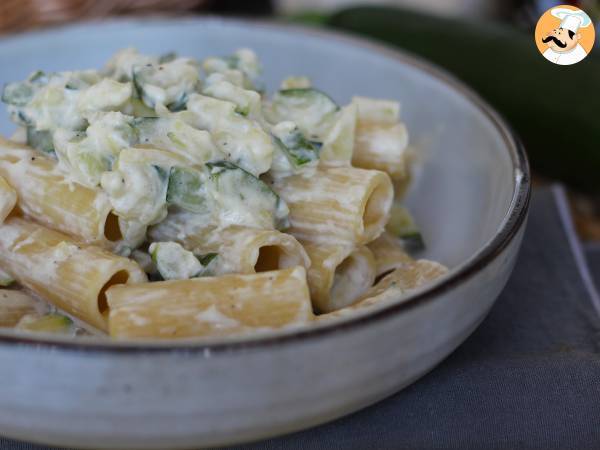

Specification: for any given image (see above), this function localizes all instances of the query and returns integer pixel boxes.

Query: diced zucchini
[101,150,172,225]
[0,268,14,287]
[103,48,158,81]
[280,76,312,90]
[202,74,261,118]
[150,242,215,280]
[203,48,261,90]
[320,104,357,163]
[64,70,102,90]
[266,88,339,138]
[386,203,425,252]
[158,52,177,64]
[77,79,132,115]
[26,126,55,155]
[166,167,210,214]
[28,70,48,85]
[16,313,74,334]
[197,252,218,267]
[2,82,34,106]
[168,92,189,112]
[20,82,87,132]
[121,97,158,118]
[71,150,113,186]
[132,58,199,109]
[115,147,188,168]
[132,116,220,165]
[271,121,320,168]
[207,161,289,229]
[85,111,137,156]
[400,232,425,253]
[1,70,47,106]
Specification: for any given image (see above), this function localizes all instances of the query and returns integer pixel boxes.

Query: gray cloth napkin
[3,186,600,450]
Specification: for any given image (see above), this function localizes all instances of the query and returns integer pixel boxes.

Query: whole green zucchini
[325,6,600,193]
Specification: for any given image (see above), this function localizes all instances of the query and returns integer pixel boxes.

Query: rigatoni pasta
[368,231,414,279]
[0,290,39,327]
[149,221,310,275]
[351,96,412,182]
[0,138,120,244]
[0,47,448,340]
[318,259,449,321]
[302,242,376,313]
[0,217,147,331]
[0,175,17,224]
[107,267,313,339]
[274,166,393,245]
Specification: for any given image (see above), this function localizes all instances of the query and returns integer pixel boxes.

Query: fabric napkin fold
[3,186,600,450]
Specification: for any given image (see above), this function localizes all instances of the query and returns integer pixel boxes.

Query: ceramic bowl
[0,17,530,449]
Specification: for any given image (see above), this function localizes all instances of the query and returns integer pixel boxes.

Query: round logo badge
[535,5,595,65]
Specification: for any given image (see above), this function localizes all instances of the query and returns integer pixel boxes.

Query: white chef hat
[551,7,592,33]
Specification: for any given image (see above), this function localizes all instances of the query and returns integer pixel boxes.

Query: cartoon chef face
[542,27,581,52]
[536,6,594,65]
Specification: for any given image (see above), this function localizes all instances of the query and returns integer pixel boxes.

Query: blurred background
[2,0,599,33]
[0,0,599,238]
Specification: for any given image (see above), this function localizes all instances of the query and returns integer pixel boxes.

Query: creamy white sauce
[194,305,240,329]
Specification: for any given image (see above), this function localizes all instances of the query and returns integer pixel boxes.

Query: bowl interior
[0,19,516,279]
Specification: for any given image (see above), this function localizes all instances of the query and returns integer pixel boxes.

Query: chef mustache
[542,35,567,48]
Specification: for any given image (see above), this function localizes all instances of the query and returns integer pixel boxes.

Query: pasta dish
[0,48,447,339]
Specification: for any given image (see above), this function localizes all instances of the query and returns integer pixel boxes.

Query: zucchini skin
[327,6,600,193]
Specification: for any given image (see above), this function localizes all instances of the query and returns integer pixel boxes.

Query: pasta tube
[368,232,414,279]
[274,167,393,245]
[0,217,147,331]
[0,175,17,224]
[0,138,121,244]
[149,221,310,275]
[352,123,411,181]
[0,290,39,327]
[303,242,376,313]
[107,267,314,339]
[351,96,411,181]
[318,259,448,321]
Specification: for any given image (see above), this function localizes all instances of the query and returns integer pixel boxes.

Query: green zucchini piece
[207,160,290,230]
[386,203,425,252]
[166,167,210,214]
[168,92,188,112]
[133,116,219,165]
[26,127,55,155]
[279,88,336,103]
[1,70,48,106]
[153,165,170,184]
[272,125,320,168]
[28,70,48,84]
[17,313,74,334]
[2,82,34,107]
[320,104,357,163]
[197,252,218,267]
[150,242,213,280]
[159,52,177,64]
[132,68,153,107]
[72,151,113,186]
[268,88,339,138]
[132,59,199,109]
[123,98,158,118]
[0,271,14,287]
